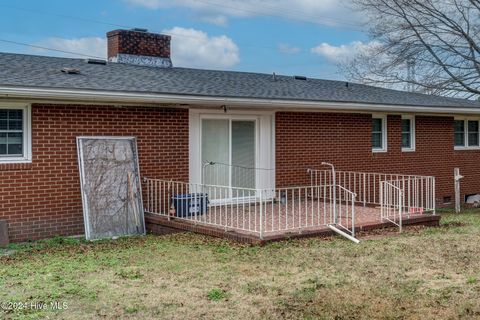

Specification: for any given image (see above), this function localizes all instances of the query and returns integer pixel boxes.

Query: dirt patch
[357,225,427,240]
[440,221,466,228]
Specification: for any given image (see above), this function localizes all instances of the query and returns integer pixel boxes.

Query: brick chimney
[107,28,172,68]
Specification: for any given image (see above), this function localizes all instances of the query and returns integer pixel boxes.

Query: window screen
[401,119,411,149]
[372,118,384,150]
[454,120,465,147]
[468,120,479,146]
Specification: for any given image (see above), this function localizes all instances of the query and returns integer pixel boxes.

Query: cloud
[124,0,358,27]
[163,27,239,69]
[32,37,107,59]
[199,14,228,26]
[311,41,381,63]
[278,43,301,55]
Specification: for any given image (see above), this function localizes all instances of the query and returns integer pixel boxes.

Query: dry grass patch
[1,210,480,319]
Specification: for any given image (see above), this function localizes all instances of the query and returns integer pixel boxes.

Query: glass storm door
[201,119,256,197]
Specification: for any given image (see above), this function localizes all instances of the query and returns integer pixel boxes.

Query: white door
[201,119,256,198]
[189,110,275,194]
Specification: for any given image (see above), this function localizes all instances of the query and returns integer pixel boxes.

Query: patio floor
[145,200,440,244]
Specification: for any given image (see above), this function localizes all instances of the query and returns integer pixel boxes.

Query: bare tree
[342,0,480,99]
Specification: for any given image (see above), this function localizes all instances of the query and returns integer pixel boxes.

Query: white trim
[3,86,480,115]
[454,117,480,150]
[372,114,387,153]
[0,103,32,163]
[454,146,480,150]
[401,115,416,152]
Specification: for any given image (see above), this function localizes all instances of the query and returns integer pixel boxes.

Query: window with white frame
[372,116,387,152]
[0,105,31,162]
[468,120,479,146]
[454,118,480,149]
[454,120,465,147]
[401,116,415,151]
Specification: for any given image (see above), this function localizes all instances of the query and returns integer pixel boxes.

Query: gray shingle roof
[1,52,480,109]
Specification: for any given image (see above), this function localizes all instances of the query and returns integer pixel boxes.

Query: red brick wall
[0,104,188,242]
[275,112,480,206]
[107,29,171,59]
[3,107,478,242]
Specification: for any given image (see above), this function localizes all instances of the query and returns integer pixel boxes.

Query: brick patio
[145,201,439,244]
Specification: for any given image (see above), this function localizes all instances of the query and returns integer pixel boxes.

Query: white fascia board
[1,85,480,115]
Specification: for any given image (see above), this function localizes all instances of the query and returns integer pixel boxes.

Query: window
[468,120,479,146]
[454,120,465,147]
[454,118,480,149]
[372,116,387,152]
[0,105,31,163]
[401,116,415,151]
[0,109,23,156]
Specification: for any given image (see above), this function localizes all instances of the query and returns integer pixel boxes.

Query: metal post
[259,189,264,239]
[363,173,366,207]
[194,184,198,225]
[454,168,463,214]
[322,162,336,224]
[380,182,384,221]
[399,190,403,233]
[351,194,356,237]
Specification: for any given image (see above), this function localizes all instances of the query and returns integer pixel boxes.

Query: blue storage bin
[171,193,209,217]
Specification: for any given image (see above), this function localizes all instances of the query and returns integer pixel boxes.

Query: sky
[0,0,373,80]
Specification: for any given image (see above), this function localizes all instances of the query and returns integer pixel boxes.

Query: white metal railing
[308,169,435,214]
[144,166,433,241]
[380,181,403,232]
[143,177,357,240]
[144,178,261,234]
[256,183,356,238]
[335,185,357,238]
[202,161,274,190]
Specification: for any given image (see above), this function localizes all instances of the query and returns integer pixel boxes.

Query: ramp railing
[143,176,358,241]
[380,181,404,232]
[334,185,357,239]
[308,169,435,214]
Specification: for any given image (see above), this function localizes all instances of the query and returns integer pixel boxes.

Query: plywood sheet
[77,137,145,240]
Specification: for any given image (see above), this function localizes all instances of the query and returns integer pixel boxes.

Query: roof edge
[1,85,480,115]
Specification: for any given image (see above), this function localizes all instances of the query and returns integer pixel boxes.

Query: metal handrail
[143,177,359,241]
[380,181,404,232]
[307,168,435,213]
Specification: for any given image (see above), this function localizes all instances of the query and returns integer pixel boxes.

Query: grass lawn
[1,210,480,320]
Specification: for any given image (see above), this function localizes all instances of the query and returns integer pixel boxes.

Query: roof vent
[86,58,107,65]
[131,27,148,32]
[61,67,80,74]
[294,75,307,81]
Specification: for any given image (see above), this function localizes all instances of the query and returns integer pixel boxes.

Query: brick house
[1,29,479,242]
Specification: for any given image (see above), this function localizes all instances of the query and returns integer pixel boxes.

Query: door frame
[189,109,275,191]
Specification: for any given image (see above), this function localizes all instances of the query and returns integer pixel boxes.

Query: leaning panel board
[77,136,145,240]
